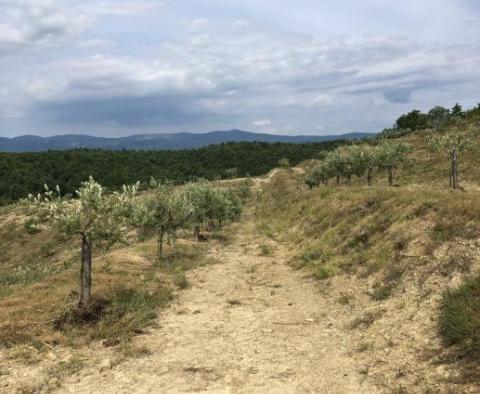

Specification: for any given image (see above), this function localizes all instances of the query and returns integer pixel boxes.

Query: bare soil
[59,211,378,393]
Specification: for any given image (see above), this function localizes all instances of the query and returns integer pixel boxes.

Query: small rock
[305,318,315,323]
[99,359,112,372]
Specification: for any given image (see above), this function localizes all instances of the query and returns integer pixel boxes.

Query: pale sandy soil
[55,210,378,394]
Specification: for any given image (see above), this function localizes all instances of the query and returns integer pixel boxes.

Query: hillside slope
[1,120,480,392]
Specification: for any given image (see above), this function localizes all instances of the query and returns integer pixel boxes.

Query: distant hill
[0,130,374,152]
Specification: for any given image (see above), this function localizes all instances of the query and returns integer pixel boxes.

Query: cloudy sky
[1,0,479,137]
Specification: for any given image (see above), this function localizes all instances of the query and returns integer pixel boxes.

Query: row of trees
[305,142,412,188]
[25,177,242,307]
[135,180,241,260]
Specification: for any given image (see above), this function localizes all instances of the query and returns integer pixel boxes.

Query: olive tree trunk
[157,228,165,261]
[79,234,92,307]
[367,169,373,186]
[450,149,458,189]
[388,168,394,186]
[194,225,201,242]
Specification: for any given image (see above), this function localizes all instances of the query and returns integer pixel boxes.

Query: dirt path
[57,202,379,394]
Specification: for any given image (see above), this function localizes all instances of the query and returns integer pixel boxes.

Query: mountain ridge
[0,130,375,152]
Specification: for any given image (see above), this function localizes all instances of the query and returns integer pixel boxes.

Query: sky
[1,0,479,137]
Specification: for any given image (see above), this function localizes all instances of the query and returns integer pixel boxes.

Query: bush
[440,274,480,359]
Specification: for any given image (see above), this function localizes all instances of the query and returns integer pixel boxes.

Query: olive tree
[324,150,346,186]
[376,142,412,186]
[25,177,138,306]
[211,188,242,227]
[361,146,380,186]
[306,161,334,188]
[337,148,355,185]
[278,158,291,169]
[183,181,241,239]
[341,145,378,186]
[427,130,473,189]
[134,183,192,261]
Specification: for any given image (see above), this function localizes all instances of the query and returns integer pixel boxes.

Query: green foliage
[135,183,192,239]
[375,141,412,172]
[25,177,138,246]
[440,274,480,359]
[451,103,464,118]
[183,181,242,226]
[135,180,242,260]
[378,102,479,138]
[23,177,138,305]
[306,141,411,187]
[426,129,474,154]
[313,266,332,280]
[428,106,451,129]
[0,140,344,205]
[223,168,238,179]
[395,109,429,131]
[278,158,291,168]
[427,129,474,189]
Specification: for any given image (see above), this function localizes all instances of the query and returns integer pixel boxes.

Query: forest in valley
[0,140,346,205]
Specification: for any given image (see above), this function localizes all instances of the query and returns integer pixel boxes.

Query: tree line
[379,102,480,138]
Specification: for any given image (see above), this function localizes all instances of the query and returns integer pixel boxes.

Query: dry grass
[0,209,216,351]
[255,169,480,284]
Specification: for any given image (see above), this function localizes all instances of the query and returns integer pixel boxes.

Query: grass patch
[350,310,384,330]
[356,341,374,353]
[371,284,394,301]
[48,354,85,379]
[440,274,480,359]
[259,243,273,256]
[338,292,355,305]
[313,266,333,280]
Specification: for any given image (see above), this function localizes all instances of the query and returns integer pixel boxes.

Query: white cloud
[253,119,272,127]
[1,2,480,136]
[14,21,480,134]
[0,0,163,56]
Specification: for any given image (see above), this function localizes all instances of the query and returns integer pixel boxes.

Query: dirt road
[58,206,378,393]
